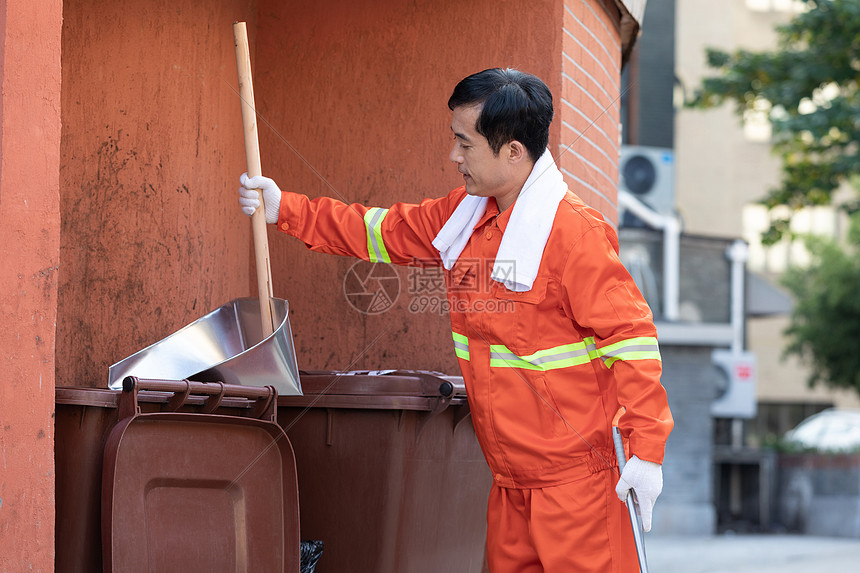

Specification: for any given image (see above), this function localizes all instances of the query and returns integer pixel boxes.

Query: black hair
[448,68,553,162]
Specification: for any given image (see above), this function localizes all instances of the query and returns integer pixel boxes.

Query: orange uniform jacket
[277,186,673,488]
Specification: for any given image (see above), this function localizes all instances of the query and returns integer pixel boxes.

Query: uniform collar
[495,200,514,232]
[474,197,513,232]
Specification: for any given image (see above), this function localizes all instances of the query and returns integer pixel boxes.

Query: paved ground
[647,534,860,572]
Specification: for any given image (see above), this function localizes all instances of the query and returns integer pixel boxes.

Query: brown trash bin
[277,370,492,573]
[55,378,301,573]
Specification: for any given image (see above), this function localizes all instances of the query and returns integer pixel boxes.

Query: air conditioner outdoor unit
[619,145,675,220]
[711,349,758,419]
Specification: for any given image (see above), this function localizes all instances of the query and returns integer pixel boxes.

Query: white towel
[432,149,568,292]
[432,195,488,270]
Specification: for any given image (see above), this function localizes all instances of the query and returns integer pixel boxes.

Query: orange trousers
[486,469,637,573]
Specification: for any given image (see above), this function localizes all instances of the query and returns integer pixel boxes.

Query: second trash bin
[55,379,303,572]
[277,370,492,573]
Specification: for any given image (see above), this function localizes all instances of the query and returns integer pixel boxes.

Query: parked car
[784,409,860,452]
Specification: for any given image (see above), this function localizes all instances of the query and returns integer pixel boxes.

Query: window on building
[745,0,806,13]
[743,203,846,274]
[743,105,772,142]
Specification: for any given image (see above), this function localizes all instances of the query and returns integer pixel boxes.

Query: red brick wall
[560,0,623,223]
[0,0,62,569]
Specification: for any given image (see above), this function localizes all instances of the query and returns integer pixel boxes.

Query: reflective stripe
[452,331,470,361]
[594,336,661,367]
[490,339,595,371]
[489,336,660,371]
[364,208,391,263]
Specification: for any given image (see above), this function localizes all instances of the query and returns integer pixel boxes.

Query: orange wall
[255,0,564,373]
[56,0,623,382]
[58,0,258,386]
[0,0,62,569]
[255,0,621,373]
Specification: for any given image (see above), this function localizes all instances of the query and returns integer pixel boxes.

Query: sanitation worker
[238,68,673,572]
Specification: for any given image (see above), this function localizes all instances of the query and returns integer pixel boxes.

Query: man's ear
[508,140,528,164]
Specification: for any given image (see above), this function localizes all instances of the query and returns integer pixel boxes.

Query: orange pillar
[0,0,63,569]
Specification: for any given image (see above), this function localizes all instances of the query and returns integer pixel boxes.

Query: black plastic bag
[300,540,324,573]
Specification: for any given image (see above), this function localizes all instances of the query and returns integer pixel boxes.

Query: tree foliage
[781,212,860,394]
[688,0,860,243]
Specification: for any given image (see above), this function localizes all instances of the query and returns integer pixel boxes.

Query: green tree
[781,212,860,394]
[688,0,860,244]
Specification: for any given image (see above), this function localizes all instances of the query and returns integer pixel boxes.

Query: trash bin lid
[102,406,300,571]
[280,370,468,411]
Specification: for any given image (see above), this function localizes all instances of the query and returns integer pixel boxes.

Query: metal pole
[613,426,649,573]
[617,190,680,321]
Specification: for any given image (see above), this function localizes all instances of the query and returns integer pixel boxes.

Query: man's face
[449,104,519,208]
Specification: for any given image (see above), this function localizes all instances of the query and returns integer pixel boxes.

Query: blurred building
[620,0,860,534]
[675,0,860,428]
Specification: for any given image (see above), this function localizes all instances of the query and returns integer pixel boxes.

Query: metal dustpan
[108,297,302,395]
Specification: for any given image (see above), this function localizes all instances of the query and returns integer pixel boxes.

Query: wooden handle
[233,21,275,338]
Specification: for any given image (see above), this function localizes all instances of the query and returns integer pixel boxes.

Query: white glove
[615,455,663,532]
[238,173,281,224]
